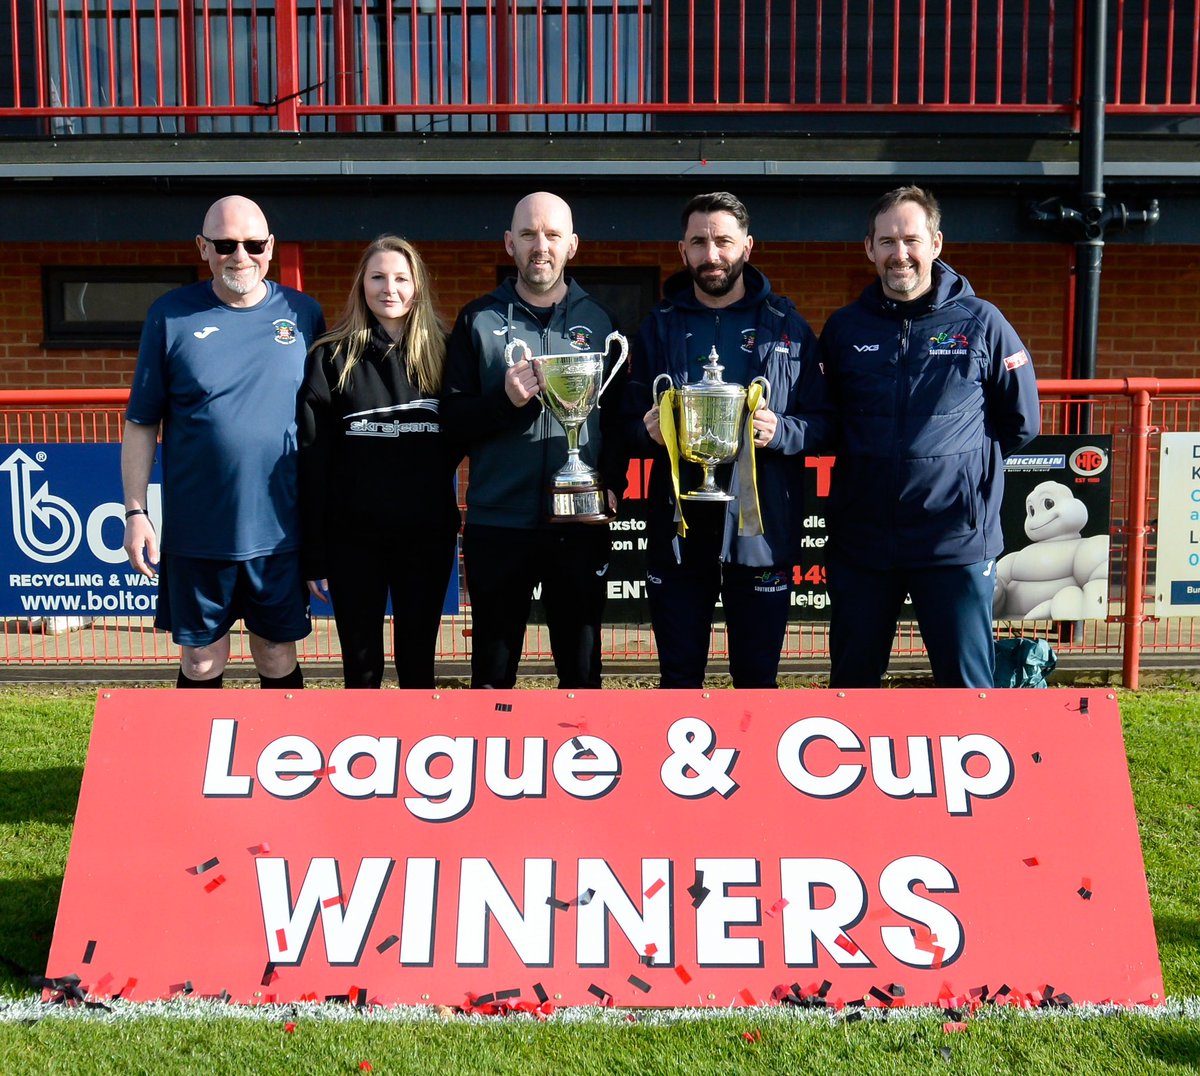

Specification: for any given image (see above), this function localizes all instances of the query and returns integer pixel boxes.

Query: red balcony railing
[2,2,1199,136]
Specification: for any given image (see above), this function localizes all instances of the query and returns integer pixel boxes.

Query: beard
[690,254,746,298]
[220,265,262,296]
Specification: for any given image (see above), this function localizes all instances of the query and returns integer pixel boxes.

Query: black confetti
[533,982,549,1004]
[188,857,220,876]
[687,870,710,908]
[587,983,611,1001]
[494,703,512,712]
[627,975,652,993]
[260,962,276,987]
[546,896,571,911]
[375,934,400,954]
[82,940,96,965]
[1031,751,1042,763]
[496,988,521,1000]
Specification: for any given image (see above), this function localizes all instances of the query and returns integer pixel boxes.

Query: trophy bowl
[505,331,628,522]
[657,348,769,502]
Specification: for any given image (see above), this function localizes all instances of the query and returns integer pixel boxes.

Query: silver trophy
[504,331,628,522]
[654,346,770,501]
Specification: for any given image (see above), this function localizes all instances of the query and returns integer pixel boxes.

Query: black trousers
[647,533,791,689]
[463,523,609,689]
[326,527,458,688]
[826,552,997,688]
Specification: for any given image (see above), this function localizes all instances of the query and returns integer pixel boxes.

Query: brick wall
[2,239,1197,389]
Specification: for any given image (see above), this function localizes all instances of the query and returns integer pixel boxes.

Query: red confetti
[739,711,752,732]
[359,1063,373,1072]
[1081,876,1093,890]
[276,928,288,950]
[313,766,337,777]
[248,842,271,855]
[203,873,226,892]
[1023,857,1040,867]
[741,1029,762,1043]
[644,878,666,899]
[834,933,860,955]
[674,965,692,984]
[322,895,344,908]
[765,898,789,918]
[644,943,658,957]
[943,1021,968,1033]
[739,988,757,1006]
[284,1022,296,1033]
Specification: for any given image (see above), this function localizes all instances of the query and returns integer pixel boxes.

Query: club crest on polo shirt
[567,325,593,351]
[273,319,299,345]
[740,328,757,352]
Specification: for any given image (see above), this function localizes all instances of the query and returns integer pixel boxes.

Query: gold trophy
[654,346,770,501]
[504,331,628,522]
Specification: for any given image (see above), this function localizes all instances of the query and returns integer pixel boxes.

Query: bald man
[122,195,325,688]
[442,192,625,689]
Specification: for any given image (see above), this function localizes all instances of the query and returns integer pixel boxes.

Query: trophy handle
[750,375,771,410]
[504,339,532,367]
[597,331,629,399]
[652,373,674,405]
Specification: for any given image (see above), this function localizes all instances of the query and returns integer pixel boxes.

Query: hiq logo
[1,446,162,565]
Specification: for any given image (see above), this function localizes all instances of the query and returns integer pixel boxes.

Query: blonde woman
[298,236,460,687]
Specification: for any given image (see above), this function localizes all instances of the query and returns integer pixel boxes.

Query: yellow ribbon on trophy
[655,384,690,536]
[655,377,768,539]
[736,378,767,537]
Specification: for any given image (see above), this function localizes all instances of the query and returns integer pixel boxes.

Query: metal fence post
[1121,382,1156,689]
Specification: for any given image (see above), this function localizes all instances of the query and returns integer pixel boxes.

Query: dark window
[43,266,196,347]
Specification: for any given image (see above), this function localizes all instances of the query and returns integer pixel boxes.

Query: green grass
[1,682,1198,1074]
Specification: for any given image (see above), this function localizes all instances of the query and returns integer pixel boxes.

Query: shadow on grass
[0,875,65,993]
[1133,1021,1200,1066]
[1153,913,1200,996]
[0,766,83,825]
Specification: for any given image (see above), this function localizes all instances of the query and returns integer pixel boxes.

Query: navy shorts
[156,551,312,648]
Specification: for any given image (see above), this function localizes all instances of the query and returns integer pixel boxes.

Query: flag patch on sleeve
[1003,350,1029,371]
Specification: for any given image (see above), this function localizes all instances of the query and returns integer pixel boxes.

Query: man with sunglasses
[122,195,325,688]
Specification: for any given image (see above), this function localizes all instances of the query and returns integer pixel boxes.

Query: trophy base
[547,485,612,523]
[680,488,734,502]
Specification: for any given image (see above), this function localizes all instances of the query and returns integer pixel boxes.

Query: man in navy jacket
[623,192,832,687]
[819,185,1041,688]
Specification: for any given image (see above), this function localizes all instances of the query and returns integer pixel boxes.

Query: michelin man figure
[993,480,1110,620]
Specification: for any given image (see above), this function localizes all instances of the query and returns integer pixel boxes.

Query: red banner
[47,689,1162,1008]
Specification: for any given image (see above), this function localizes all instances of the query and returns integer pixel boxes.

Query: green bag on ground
[994,637,1058,688]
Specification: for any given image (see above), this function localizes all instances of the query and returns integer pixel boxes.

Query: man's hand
[124,514,159,580]
[308,579,330,604]
[644,405,665,446]
[505,358,540,406]
[751,407,779,448]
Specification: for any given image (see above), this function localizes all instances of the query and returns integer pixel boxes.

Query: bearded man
[621,191,833,688]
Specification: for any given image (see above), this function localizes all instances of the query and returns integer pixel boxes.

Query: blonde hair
[312,235,447,396]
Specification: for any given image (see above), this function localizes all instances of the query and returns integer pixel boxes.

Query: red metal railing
[3,2,1200,134]
[1,379,1199,687]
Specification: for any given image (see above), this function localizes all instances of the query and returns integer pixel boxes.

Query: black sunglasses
[203,236,269,255]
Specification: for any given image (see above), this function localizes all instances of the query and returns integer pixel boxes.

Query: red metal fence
[2,2,1200,134]
[1,379,1198,687]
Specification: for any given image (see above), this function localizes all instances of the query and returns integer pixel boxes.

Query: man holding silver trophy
[622,192,834,688]
[442,192,627,690]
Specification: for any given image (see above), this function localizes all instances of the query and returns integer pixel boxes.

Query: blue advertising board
[0,444,162,618]
[0,444,458,618]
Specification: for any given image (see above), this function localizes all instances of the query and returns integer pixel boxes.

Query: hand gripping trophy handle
[502,332,629,523]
